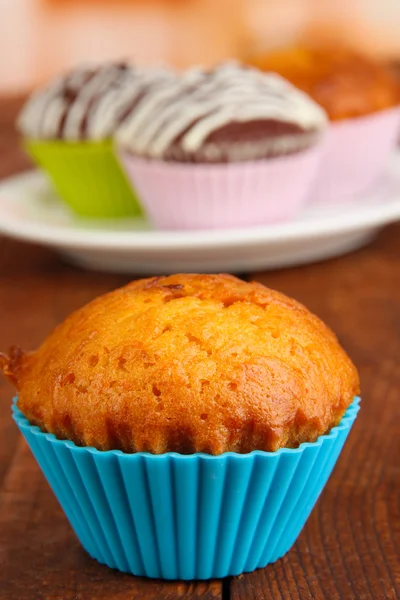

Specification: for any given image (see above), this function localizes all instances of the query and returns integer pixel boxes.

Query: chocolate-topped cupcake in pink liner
[116,63,328,230]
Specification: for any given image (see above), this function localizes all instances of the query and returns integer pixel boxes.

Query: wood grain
[0,98,399,599]
[0,239,222,600]
[231,232,400,600]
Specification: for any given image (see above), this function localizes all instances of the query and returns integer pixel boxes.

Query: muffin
[18,62,171,218]
[3,274,360,579]
[5,274,358,453]
[250,46,400,202]
[117,62,328,229]
[251,46,400,121]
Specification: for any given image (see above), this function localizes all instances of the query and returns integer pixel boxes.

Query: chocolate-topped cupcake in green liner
[18,63,172,219]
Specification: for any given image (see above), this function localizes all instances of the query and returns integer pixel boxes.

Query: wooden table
[0,98,399,600]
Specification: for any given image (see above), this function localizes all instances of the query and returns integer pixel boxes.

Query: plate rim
[0,169,399,251]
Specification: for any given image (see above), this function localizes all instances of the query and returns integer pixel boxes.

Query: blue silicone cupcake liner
[12,397,360,580]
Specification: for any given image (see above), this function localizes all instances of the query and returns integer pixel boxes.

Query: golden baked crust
[250,46,400,121]
[1,274,360,454]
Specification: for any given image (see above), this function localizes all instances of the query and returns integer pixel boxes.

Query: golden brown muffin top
[1,274,359,454]
[250,46,400,121]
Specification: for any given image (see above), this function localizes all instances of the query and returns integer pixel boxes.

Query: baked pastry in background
[250,46,400,121]
[250,46,400,202]
[2,274,360,455]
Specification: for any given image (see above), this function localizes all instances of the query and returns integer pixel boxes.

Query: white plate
[1,157,400,274]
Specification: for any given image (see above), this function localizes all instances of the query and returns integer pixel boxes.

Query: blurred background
[1,0,400,94]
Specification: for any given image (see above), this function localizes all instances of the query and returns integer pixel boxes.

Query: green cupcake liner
[25,139,143,218]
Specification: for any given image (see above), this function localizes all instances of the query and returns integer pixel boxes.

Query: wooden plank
[0,236,223,600]
[231,225,400,599]
[0,96,29,179]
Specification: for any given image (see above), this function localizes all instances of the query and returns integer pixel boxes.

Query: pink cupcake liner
[118,143,324,230]
[310,106,400,205]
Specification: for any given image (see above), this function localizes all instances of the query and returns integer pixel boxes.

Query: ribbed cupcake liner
[25,139,143,218]
[118,142,324,230]
[13,397,360,580]
[310,106,400,205]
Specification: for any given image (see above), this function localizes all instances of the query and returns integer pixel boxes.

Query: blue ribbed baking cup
[12,397,360,580]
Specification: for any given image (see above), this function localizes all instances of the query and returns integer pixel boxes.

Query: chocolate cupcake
[4,274,360,579]
[118,62,326,162]
[18,62,172,218]
[117,62,327,229]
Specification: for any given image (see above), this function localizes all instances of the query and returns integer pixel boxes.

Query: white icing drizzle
[117,62,327,160]
[17,63,174,141]
[62,64,128,140]
[18,77,64,139]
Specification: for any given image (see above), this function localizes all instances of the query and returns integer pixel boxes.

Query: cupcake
[117,62,327,229]
[18,62,171,218]
[250,46,400,202]
[2,274,360,580]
